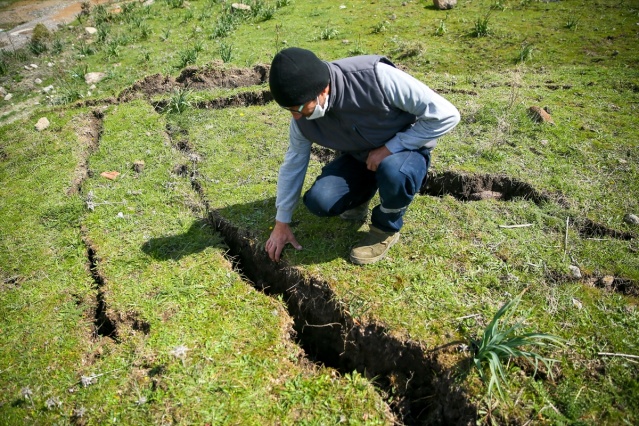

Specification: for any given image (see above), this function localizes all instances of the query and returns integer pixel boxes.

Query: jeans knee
[303,188,334,217]
[379,153,426,195]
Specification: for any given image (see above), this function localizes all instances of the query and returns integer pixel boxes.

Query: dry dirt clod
[35,117,50,131]
[528,105,555,125]
[133,160,145,173]
[624,214,639,225]
[100,171,120,180]
[601,275,615,287]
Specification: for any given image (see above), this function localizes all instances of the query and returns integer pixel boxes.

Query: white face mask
[306,94,329,120]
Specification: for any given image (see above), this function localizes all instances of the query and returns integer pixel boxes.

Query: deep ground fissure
[82,233,119,342]
[182,176,476,425]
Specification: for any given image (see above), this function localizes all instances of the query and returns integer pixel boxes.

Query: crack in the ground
[160,123,476,424]
[70,109,151,343]
[196,180,476,425]
[67,109,104,196]
[81,228,119,342]
[55,61,637,422]
[118,64,269,103]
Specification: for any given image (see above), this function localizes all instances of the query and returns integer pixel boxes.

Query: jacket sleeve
[275,119,312,223]
[376,62,460,153]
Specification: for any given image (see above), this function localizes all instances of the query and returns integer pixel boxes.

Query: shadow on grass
[141,218,223,261]
[214,196,369,265]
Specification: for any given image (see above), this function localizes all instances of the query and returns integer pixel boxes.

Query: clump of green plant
[258,5,276,21]
[472,13,492,37]
[372,20,389,34]
[51,81,84,105]
[219,41,233,63]
[319,22,339,40]
[0,53,8,76]
[96,25,110,43]
[28,23,51,55]
[177,47,199,68]
[139,23,151,40]
[348,36,365,56]
[92,4,112,25]
[490,0,507,10]
[165,88,193,113]
[76,40,96,56]
[182,8,195,23]
[105,40,121,59]
[471,291,563,398]
[565,16,579,30]
[166,0,185,8]
[161,28,171,41]
[517,43,534,63]
[51,38,64,55]
[435,19,447,36]
[210,13,239,38]
[276,0,291,7]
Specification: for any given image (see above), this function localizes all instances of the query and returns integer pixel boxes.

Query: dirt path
[0,0,114,51]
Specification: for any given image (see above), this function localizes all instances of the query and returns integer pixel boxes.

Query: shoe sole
[349,233,400,265]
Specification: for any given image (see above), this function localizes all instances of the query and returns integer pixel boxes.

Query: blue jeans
[303,149,431,233]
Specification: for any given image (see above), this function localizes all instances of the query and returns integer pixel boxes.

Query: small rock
[433,0,457,9]
[47,62,54,67]
[231,3,251,11]
[0,87,6,95]
[572,298,583,309]
[3,93,12,101]
[528,106,555,125]
[143,0,155,6]
[569,265,581,279]
[84,72,106,85]
[469,191,503,201]
[601,275,615,287]
[540,139,549,145]
[35,117,50,131]
[42,85,54,93]
[90,84,96,90]
[117,212,124,218]
[85,27,98,35]
[133,160,145,173]
[30,63,38,69]
[624,214,639,225]
[34,78,42,85]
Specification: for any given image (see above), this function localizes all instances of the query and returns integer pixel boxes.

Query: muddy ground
[0,0,113,51]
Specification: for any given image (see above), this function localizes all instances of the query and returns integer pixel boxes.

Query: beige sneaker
[350,226,399,265]
[339,201,370,221]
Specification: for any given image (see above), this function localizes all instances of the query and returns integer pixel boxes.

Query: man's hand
[366,145,392,171]
[265,220,302,262]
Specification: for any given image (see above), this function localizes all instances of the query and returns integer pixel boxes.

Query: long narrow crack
[81,229,119,342]
[71,109,151,342]
[159,117,477,424]
[191,180,476,424]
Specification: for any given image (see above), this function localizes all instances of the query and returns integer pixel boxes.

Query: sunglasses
[281,98,313,113]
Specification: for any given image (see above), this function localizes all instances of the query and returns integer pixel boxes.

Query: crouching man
[265,47,460,265]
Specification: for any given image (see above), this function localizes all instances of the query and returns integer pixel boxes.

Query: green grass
[1,0,638,423]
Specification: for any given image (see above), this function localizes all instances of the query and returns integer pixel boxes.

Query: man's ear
[320,84,330,95]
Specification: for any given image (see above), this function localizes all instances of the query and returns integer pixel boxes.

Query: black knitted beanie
[269,47,330,107]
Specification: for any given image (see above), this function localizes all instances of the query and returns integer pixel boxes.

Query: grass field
[1,0,638,424]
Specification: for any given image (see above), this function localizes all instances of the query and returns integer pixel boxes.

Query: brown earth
[0,0,115,50]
